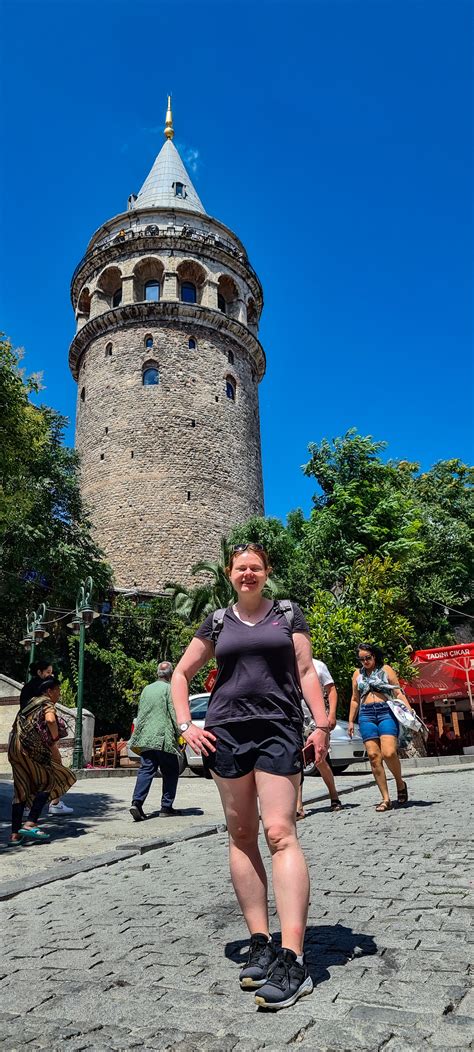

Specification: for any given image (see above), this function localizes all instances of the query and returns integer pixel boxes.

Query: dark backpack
[211,599,295,645]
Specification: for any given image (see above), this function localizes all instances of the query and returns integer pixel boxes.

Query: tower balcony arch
[68,300,266,382]
[71,225,263,322]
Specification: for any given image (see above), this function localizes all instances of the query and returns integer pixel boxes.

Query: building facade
[68,99,265,592]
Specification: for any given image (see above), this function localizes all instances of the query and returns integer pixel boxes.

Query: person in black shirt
[19,659,53,711]
[172,544,329,1011]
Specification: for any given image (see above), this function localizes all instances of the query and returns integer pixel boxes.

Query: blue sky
[1,0,472,520]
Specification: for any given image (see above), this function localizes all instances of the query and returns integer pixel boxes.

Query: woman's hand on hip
[182,724,216,756]
[306,727,330,765]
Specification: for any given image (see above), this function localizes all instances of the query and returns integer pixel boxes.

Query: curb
[0,823,225,902]
[1,762,471,902]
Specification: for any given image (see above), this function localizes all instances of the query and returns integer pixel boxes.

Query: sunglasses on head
[232,544,264,554]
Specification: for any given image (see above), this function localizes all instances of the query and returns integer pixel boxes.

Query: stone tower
[69,98,265,592]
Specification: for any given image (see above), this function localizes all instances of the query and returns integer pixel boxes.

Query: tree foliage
[0,334,111,680]
[307,555,416,710]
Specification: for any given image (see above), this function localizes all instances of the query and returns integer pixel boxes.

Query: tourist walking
[129,661,183,820]
[349,643,413,811]
[8,676,76,845]
[297,658,342,819]
[172,543,329,1010]
[20,658,74,817]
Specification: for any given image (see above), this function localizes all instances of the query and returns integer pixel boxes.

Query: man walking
[129,661,183,821]
[297,658,343,818]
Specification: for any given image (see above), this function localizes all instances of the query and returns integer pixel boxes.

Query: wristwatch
[179,721,192,733]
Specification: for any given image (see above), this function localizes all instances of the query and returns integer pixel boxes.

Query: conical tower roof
[135,97,206,215]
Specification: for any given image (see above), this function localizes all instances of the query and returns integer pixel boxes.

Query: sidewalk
[0,765,472,1051]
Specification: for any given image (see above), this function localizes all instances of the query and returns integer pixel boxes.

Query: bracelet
[315,725,330,733]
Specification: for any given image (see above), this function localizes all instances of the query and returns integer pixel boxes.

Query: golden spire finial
[164,95,174,140]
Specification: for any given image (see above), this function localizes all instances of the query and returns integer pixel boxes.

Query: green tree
[307,555,416,712]
[0,334,111,680]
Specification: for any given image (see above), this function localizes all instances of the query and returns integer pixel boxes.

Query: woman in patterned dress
[8,676,76,845]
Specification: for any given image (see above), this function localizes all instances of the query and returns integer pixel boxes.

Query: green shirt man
[129,661,183,821]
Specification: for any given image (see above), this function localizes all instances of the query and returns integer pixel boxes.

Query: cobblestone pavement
[0,771,369,881]
[0,768,472,1051]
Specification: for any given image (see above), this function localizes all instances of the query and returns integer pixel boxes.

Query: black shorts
[203,719,304,780]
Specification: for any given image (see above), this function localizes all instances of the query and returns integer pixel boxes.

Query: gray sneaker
[239,933,277,989]
[255,947,313,1009]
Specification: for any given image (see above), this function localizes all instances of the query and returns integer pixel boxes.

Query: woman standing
[8,676,76,845]
[349,643,412,812]
[172,544,329,1010]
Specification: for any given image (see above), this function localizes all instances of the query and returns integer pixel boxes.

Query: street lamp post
[20,603,50,674]
[68,577,96,769]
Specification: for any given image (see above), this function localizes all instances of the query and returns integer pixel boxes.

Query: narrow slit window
[226,377,236,401]
[188,337,196,350]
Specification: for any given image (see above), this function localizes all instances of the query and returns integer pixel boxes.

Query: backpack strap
[275,599,295,631]
[211,608,227,645]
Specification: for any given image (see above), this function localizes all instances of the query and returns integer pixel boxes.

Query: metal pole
[73,619,86,769]
[28,640,36,679]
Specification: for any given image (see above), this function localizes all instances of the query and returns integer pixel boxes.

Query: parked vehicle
[185,694,367,774]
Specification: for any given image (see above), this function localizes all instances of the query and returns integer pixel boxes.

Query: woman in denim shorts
[348,643,414,812]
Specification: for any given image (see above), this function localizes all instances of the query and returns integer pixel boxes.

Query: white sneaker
[48,801,74,815]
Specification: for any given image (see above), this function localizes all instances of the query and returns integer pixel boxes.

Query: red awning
[402,643,474,703]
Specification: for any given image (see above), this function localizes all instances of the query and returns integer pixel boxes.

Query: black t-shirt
[194,601,310,728]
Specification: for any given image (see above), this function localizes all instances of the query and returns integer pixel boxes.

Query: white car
[186,694,366,775]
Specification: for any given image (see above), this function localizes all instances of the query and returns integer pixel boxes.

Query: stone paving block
[422,1020,474,1047]
[348,1004,430,1026]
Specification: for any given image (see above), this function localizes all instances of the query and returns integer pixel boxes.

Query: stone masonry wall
[75,318,264,590]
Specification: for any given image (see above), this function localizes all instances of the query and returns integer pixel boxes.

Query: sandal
[19,827,50,842]
[8,837,24,848]
[375,801,392,812]
[397,781,408,805]
[330,799,343,812]
[296,809,306,821]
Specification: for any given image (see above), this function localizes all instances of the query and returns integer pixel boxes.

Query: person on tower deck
[129,661,184,820]
[172,544,329,1011]
[296,658,342,819]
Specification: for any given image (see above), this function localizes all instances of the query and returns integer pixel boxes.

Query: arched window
[144,280,160,302]
[181,281,197,304]
[188,337,196,350]
[112,287,122,307]
[145,335,154,350]
[228,350,234,365]
[142,361,159,386]
[105,342,113,357]
[226,377,236,401]
[218,293,227,314]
